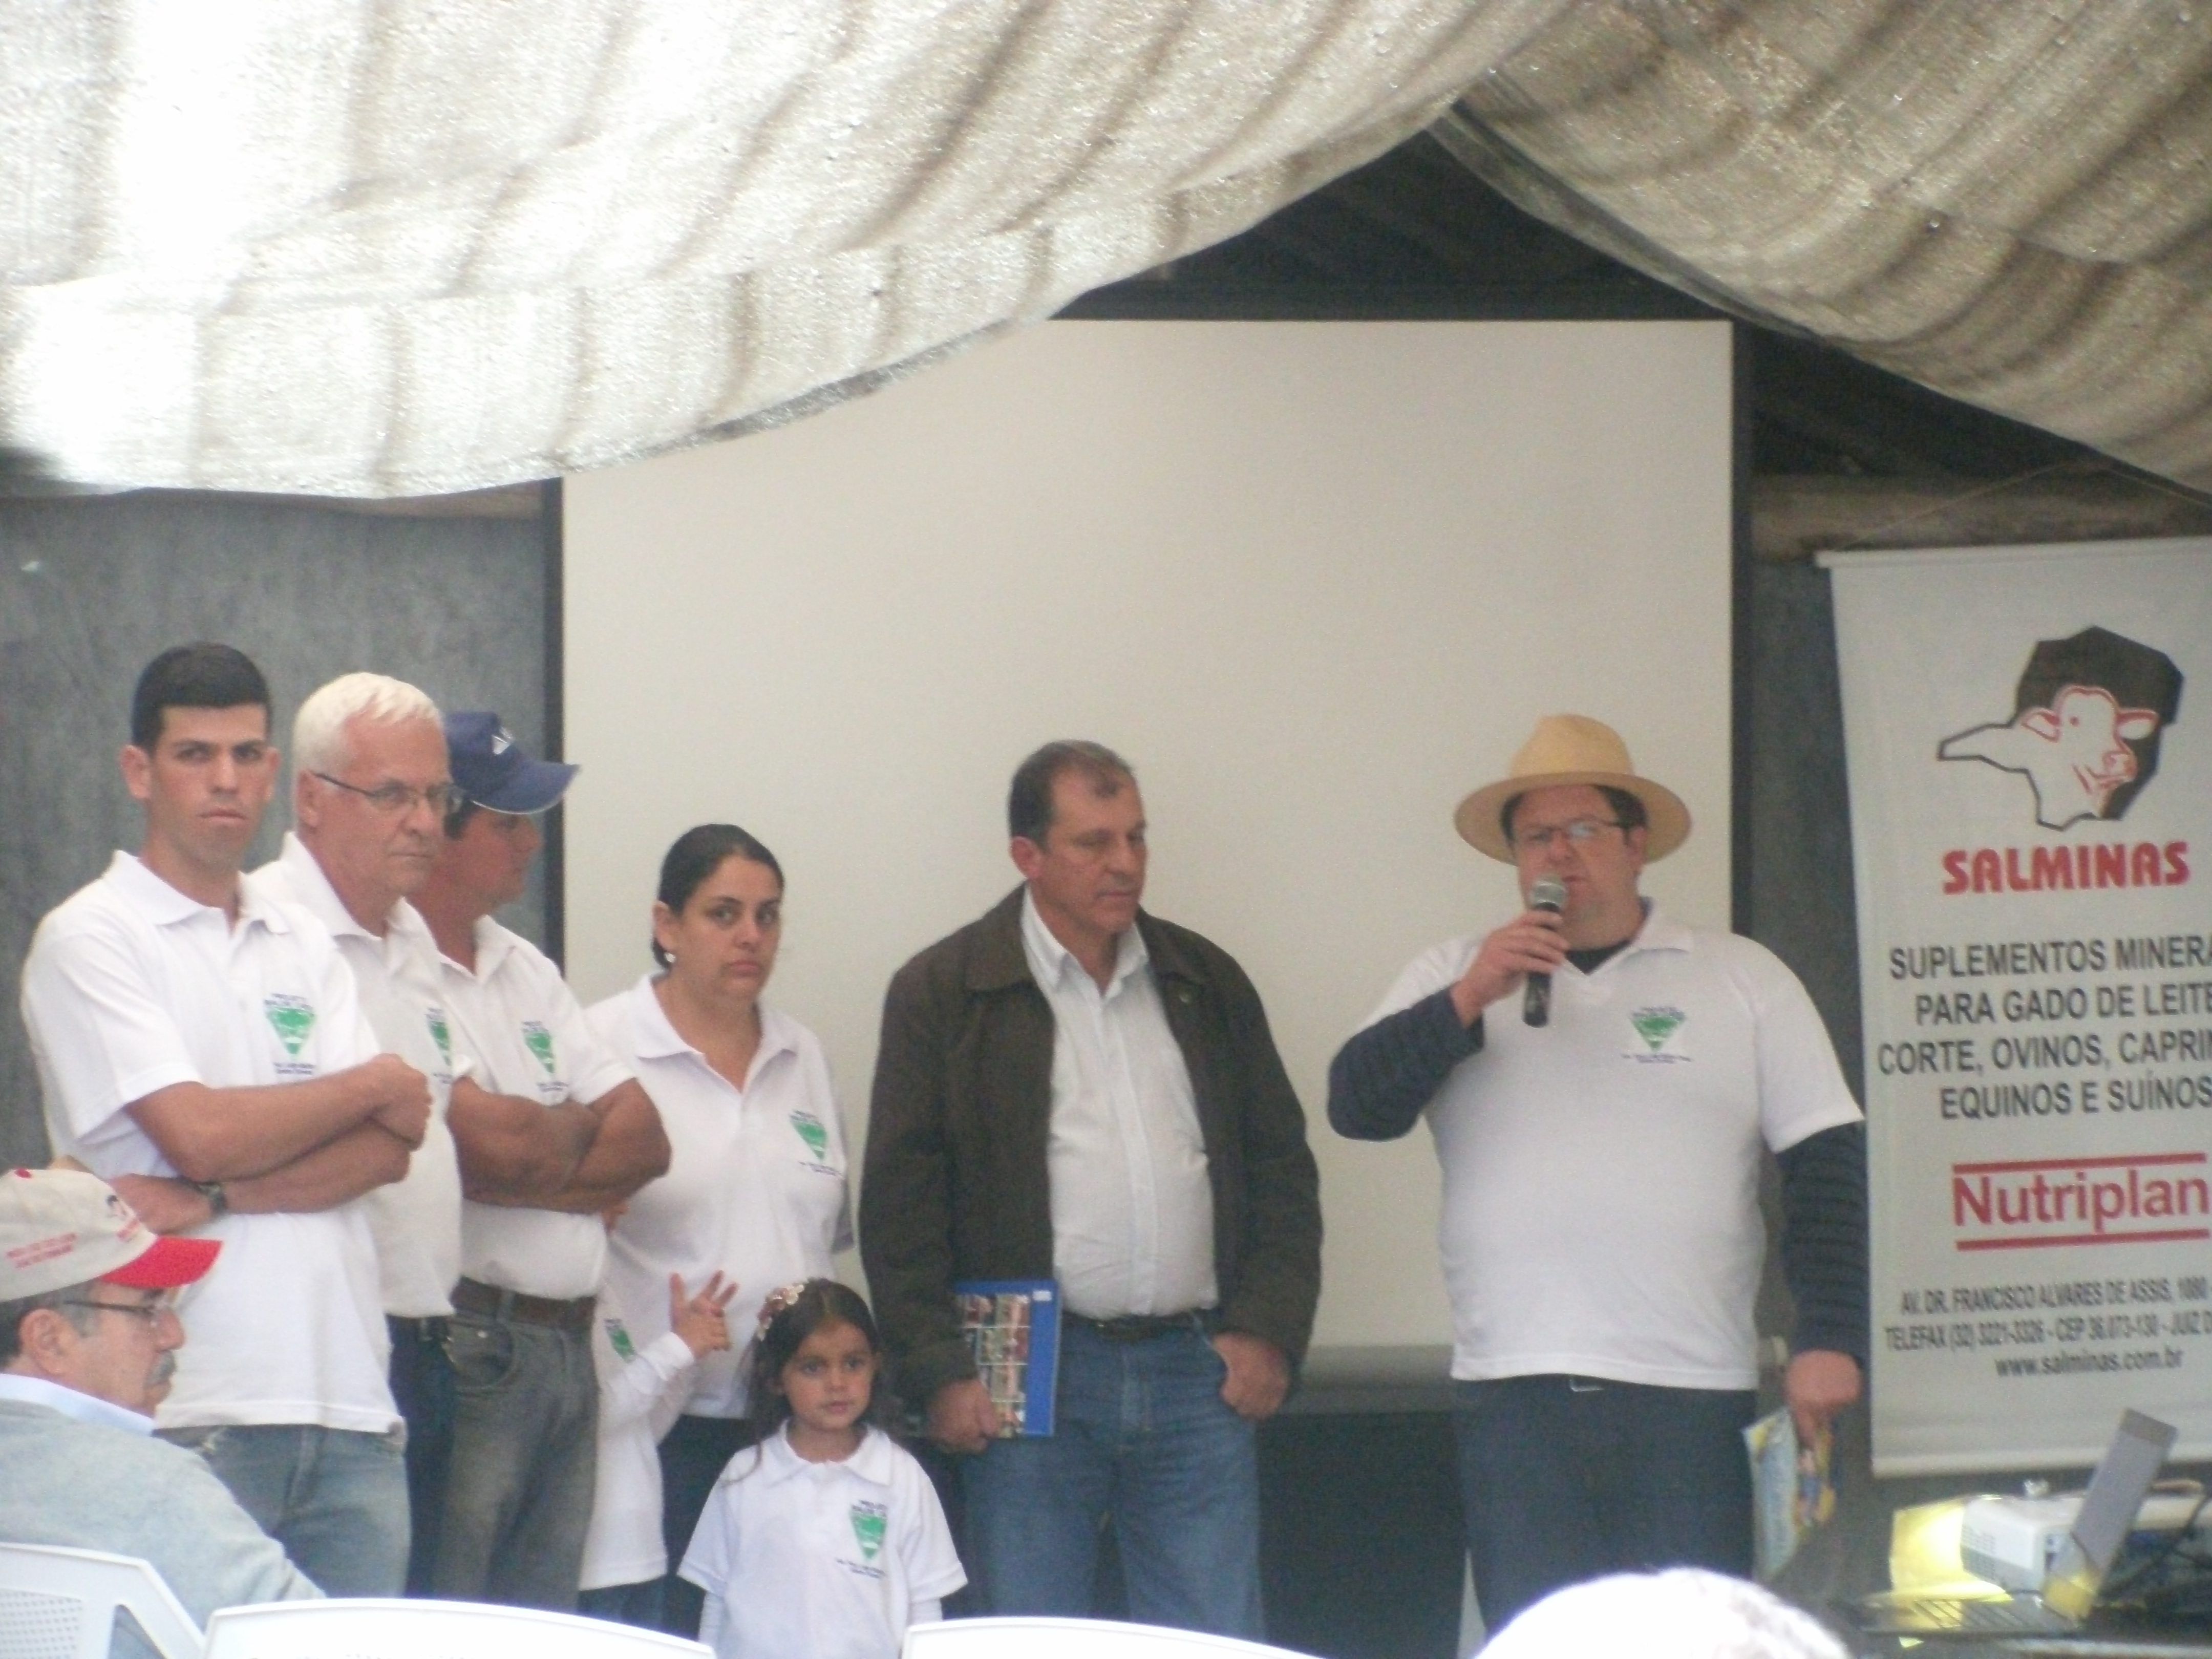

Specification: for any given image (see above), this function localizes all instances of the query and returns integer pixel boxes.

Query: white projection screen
[564,319,1733,1368]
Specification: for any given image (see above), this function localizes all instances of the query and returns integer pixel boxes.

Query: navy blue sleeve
[1326,989,1481,1142]
[1777,1120,1869,1364]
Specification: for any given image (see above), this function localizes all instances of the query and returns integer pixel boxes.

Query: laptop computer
[1859,1409,2180,1638]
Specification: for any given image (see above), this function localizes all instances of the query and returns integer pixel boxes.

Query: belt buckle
[1567,1375,1606,1394]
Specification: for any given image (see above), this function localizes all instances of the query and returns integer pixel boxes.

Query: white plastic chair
[902,1617,1314,1659]
[0,1542,204,1659]
[201,1599,710,1659]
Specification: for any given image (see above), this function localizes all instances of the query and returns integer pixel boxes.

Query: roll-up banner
[1826,541,2212,1476]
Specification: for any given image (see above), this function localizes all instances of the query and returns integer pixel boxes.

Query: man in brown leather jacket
[861,740,1321,1640]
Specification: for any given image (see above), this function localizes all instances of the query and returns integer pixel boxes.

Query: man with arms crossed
[412,710,669,1609]
[863,741,1322,1638]
[1328,716,1867,1631]
[0,1166,321,1636]
[247,671,475,1592]
[20,643,429,1597]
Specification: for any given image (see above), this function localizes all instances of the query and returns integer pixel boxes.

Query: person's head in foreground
[1483,1569,1847,1659]
[0,1166,220,1415]
[748,1278,885,1461]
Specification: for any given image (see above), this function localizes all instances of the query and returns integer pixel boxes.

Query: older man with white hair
[244,671,482,1592]
[0,1166,321,1644]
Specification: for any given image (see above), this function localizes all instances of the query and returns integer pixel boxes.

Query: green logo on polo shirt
[522,1020,557,1076]
[264,994,316,1056]
[791,1111,829,1159]
[1630,1006,1687,1053]
[427,1009,453,1068]
[850,1501,887,1561]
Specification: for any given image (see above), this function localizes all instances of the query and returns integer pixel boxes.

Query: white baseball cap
[1,1167,220,1298]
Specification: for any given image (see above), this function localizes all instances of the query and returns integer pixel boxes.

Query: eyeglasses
[1512,818,1625,853]
[311,773,463,817]
[58,1297,175,1328]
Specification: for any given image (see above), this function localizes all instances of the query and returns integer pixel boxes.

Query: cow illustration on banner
[1939,627,2183,830]
[1826,542,2212,1477]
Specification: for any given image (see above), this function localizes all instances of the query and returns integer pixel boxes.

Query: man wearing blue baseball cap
[413,713,669,1610]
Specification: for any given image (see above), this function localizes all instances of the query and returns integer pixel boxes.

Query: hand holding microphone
[1447,879,1571,1027]
[1522,876,1568,1027]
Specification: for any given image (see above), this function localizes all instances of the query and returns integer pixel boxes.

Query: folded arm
[126,1052,430,1184]
[453,1078,667,1212]
[448,1075,595,1203]
[112,1120,414,1229]
[526,1080,670,1213]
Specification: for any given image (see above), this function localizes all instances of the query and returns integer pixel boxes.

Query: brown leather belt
[451,1276,594,1332]
[1068,1310,1213,1343]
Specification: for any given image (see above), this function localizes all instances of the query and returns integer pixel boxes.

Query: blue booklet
[952,1278,1060,1437]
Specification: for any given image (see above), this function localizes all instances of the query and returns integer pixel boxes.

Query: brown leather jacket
[860,887,1323,1411]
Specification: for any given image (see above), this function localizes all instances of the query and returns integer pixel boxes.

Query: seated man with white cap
[0,1166,321,1636]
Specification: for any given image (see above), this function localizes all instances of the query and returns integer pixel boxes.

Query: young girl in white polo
[680,1280,964,1659]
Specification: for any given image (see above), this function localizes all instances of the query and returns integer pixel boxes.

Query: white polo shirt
[251,832,470,1320]
[440,916,634,1300]
[1019,891,1217,1322]
[588,977,852,1416]
[20,852,399,1433]
[680,1424,965,1659]
[1360,907,1862,1391]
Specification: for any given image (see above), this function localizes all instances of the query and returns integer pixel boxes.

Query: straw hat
[1453,714,1692,863]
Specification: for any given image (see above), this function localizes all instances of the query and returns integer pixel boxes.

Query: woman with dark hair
[585,824,852,1634]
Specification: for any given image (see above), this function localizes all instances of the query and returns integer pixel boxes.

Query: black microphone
[1524,876,1567,1027]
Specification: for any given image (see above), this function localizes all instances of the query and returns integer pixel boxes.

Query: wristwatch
[190,1179,229,1220]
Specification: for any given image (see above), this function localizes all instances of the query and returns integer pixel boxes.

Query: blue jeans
[160,1422,409,1598]
[962,1320,1262,1638]
[1452,1375,1756,1634]
[388,1316,456,1597]
[434,1309,598,1609]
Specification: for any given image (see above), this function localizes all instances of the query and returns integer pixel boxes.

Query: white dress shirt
[252,833,470,1318]
[1019,889,1217,1321]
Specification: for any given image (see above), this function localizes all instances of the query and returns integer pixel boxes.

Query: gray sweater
[0,1391,320,1653]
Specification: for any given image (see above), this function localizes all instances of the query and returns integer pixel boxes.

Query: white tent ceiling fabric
[6,2,2208,498]
[1435,2,2212,493]
[0,1,1560,497]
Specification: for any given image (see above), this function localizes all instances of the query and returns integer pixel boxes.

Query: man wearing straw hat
[1327,715,1866,1629]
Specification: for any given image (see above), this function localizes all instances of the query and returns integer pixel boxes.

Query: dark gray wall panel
[1,494,549,1166]
[1746,557,1863,1094]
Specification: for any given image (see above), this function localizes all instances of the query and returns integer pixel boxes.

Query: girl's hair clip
[757,1280,812,1330]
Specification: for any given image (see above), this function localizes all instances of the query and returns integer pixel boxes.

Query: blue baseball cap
[444,712,577,815]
